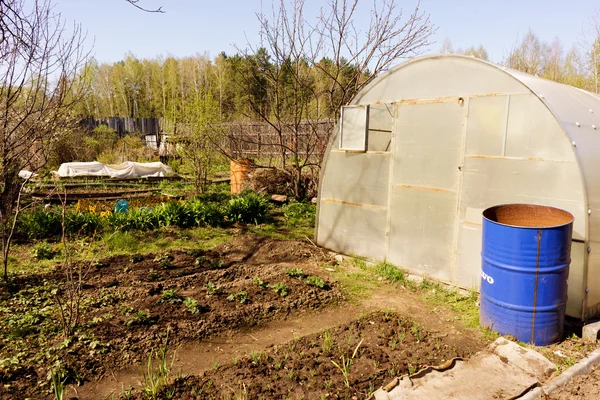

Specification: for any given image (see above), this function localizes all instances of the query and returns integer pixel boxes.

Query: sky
[53,0,600,65]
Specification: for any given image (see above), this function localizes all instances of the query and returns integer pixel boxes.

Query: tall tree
[505,29,549,75]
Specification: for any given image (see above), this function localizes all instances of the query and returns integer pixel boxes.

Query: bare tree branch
[125,0,164,13]
[0,0,90,283]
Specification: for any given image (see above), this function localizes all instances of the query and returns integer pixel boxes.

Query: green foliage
[18,210,62,239]
[285,268,304,278]
[183,298,203,314]
[205,282,222,295]
[282,201,316,227]
[226,291,249,304]
[226,191,270,224]
[122,209,159,231]
[159,289,182,304]
[155,202,193,228]
[65,212,103,236]
[253,275,266,287]
[126,310,156,327]
[153,253,174,269]
[306,275,326,289]
[270,282,289,297]
[103,231,139,252]
[188,200,224,227]
[31,242,57,260]
[141,347,176,399]
[375,262,406,284]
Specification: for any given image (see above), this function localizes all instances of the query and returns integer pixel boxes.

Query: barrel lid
[483,204,574,229]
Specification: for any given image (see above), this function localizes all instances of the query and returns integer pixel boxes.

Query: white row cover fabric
[18,170,38,179]
[54,161,174,178]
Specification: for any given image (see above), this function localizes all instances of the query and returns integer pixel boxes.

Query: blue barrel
[480,204,573,346]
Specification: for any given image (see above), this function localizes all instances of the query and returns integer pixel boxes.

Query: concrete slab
[582,320,600,342]
[374,338,555,400]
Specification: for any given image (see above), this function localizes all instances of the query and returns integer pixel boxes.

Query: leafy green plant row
[17,191,271,240]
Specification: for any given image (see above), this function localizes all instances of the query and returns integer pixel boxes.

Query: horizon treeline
[73,27,600,124]
[75,50,367,123]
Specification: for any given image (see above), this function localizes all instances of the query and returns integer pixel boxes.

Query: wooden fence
[82,117,336,163]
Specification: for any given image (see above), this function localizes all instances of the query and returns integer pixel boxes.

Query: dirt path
[74,286,486,399]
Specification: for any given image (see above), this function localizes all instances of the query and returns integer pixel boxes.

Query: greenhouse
[316,54,600,320]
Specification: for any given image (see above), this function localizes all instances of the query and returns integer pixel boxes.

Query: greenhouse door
[385,99,466,282]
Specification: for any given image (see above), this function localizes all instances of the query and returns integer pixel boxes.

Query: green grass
[331,256,483,332]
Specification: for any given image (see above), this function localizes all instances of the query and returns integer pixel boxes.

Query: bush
[65,212,103,236]
[155,202,193,228]
[226,191,270,224]
[282,201,316,227]
[125,209,159,231]
[188,200,224,227]
[31,242,56,260]
[19,210,62,239]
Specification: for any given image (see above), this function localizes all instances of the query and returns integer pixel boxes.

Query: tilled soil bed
[545,364,600,399]
[0,235,343,399]
[142,311,481,400]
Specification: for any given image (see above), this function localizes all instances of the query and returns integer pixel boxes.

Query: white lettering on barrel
[481,271,494,284]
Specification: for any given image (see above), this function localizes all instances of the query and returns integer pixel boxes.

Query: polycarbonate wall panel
[320,151,390,208]
[465,96,508,157]
[317,201,387,261]
[392,102,464,190]
[386,101,464,282]
[387,188,457,281]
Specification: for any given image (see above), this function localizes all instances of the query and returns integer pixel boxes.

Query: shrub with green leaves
[226,191,270,224]
[188,200,224,227]
[282,201,316,227]
[65,212,103,236]
[31,242,56,260]
[155,201,193,228]
[19,210,62,239]
[126,209,159,231]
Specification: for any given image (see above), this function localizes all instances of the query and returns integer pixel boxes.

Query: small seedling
[411,324,425,342]
[331,339,363,387]
[159,289,182,304]
[250,350,262,365]
[269,282,289,297]
[183,297,204,314]
[126,310,155,326]
[227,291,248,304]
[285,268,304,278]
[205,282,222,295]
[322,331,333,352]
[253,275,266,287]
[195,256,210,266]
[154,253,174,269]
[306,275,326,289]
